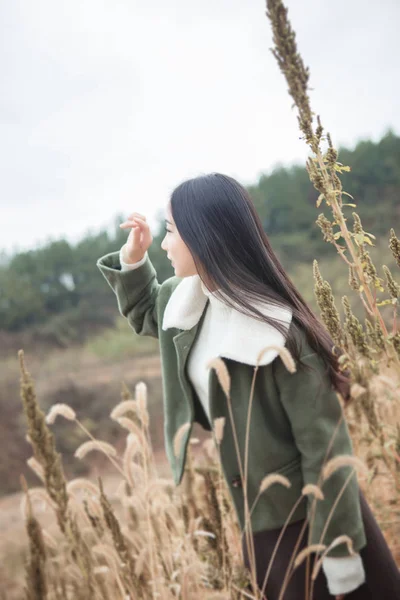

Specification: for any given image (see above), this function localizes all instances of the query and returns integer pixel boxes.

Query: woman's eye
[164,226,171,233]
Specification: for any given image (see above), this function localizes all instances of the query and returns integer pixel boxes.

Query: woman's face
[161,204,198,278]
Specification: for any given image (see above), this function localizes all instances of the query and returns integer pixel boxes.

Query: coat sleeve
[272,348,367,558]
[96,248,160,339]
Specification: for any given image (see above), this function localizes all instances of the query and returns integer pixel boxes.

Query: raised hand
[119,212,153,264]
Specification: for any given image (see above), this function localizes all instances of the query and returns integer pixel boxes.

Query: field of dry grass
[1,347,397,600]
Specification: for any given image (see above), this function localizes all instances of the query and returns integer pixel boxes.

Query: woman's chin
[173,265,184,277]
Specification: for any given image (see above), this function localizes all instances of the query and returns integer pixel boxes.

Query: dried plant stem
[231,583,258,599]
[208,359,259,595]
[22,476,48,600]
[242,365,260,585]
[214,443,228,590]
[259,494,305,598]
[265,0,400,365]
[74,419,125,477]
[277,517,309,600]
[226,393,257,596]
[309,467,356,600]
[314,149,388,334]
[142,428,159,599]
[18,351,69,533]
[306,411,344,550]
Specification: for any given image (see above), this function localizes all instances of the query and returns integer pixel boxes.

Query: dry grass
[4,345,397,600]
[11,365,254,600]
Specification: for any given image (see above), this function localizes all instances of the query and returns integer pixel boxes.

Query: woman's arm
[96,212,162,338]
[96,247,160,339]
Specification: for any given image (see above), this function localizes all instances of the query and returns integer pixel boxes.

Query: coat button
[231,475,242,488]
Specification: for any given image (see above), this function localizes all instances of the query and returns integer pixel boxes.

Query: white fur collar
[162,275,292,366]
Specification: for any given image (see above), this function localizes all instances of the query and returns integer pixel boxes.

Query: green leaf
[364,236,374,246]
[377,299,393,306]
[354,233,365,246]
[334,163,352,173]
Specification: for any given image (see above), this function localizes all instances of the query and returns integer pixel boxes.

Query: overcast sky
[1,0,399,257]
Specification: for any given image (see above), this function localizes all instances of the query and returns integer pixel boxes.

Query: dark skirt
[242,492,400,600]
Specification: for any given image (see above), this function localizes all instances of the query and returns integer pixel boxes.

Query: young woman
[97,173,399,599]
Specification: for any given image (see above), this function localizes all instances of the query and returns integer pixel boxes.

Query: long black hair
[169,172,350,399]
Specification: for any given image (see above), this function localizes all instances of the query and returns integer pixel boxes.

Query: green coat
[97,251,366,557]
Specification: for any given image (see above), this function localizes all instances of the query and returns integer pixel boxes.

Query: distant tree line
[0,130,398,343]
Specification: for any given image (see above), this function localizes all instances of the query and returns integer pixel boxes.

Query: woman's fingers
[132,227,141,246]
[137,218,153,246]
[120,216,147,229]
[128,212,146,221]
